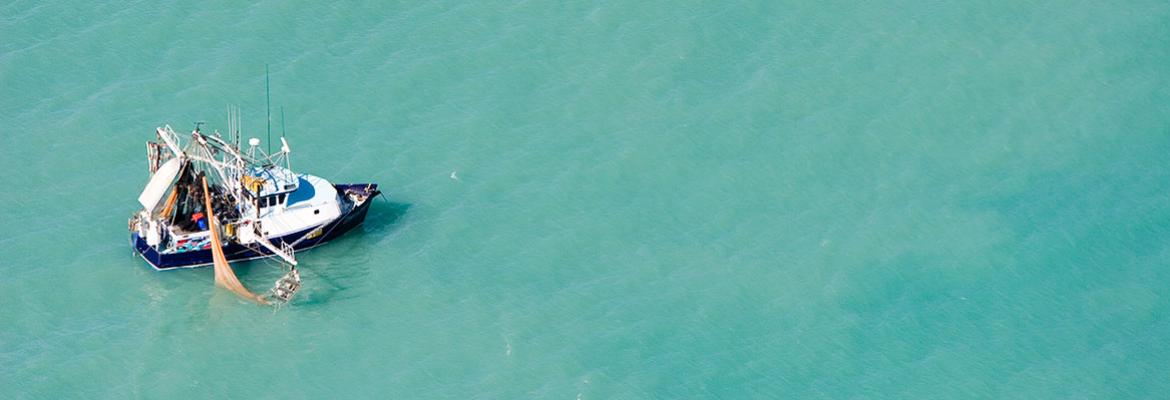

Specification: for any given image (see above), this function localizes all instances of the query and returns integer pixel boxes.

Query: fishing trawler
[128,119,379,274]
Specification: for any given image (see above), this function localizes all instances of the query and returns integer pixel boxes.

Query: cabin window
[258,194,285,209]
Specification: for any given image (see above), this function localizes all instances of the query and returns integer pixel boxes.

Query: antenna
[234,105,241,149]
[265,64,272,155]
[281,106,286,139]
[227,105,236,145]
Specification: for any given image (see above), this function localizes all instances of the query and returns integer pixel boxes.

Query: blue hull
[132,184,379,271]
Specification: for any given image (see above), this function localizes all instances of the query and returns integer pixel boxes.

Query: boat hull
[131,184,378,271]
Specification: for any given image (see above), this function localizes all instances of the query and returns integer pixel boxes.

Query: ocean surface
[2,1,1169,398]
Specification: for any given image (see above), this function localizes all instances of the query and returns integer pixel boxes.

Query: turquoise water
[3,1,1170,398]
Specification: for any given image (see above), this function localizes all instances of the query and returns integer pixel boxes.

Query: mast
[265,64,272,156]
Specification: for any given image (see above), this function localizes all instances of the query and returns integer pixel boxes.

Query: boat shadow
[292,199,412,307]
[361,199,412,235]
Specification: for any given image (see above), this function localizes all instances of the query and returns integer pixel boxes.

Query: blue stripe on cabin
[285,177,315,207]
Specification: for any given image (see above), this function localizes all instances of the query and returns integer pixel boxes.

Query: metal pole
[266,64,271,155]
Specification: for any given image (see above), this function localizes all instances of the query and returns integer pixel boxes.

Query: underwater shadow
[359,199,412,236]
[291,199,412,308]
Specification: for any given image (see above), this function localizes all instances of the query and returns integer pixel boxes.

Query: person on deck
[192,210,206,231]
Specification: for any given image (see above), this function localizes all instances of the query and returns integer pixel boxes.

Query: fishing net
[202,177,268,304]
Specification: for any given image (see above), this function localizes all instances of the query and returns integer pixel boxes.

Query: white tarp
[138,158,181,210]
